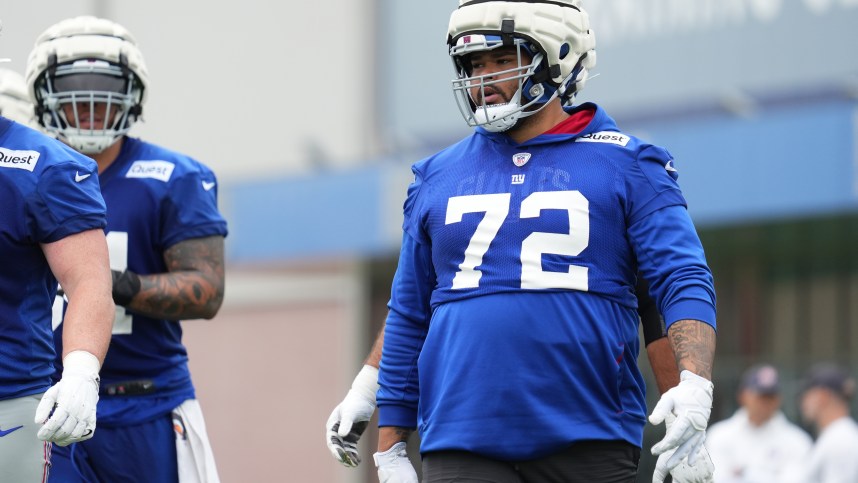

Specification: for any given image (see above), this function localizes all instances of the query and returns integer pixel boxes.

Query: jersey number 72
[445,191,590,291]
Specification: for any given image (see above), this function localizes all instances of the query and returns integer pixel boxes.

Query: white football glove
[325,365,379,467]
[653,415,715,483]
[374,442,418,483]
[34,350,101,446]
[658,445,715,483]
[649,370,714,476]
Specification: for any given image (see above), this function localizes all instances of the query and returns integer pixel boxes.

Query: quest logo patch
[125,160,175,182]
[0,147,40,172]
[575,131,630,147]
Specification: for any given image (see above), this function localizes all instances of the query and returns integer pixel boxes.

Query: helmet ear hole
[559,43,570,60]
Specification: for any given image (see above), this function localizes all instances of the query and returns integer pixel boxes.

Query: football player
[26,16,227,483]
[0,68,39,129]
[0,18,114,482]
[333,1,718,482]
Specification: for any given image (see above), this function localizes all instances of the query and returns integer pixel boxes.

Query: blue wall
[227,166,393,263]
[631,100,858,225]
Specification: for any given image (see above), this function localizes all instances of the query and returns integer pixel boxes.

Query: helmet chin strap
[67,135,114,154]
[474,102,521,132]
[473,82,557,133]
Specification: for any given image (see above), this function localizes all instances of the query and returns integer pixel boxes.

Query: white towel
[173,399,221,483]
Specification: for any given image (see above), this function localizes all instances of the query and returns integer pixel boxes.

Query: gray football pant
[0,393,50,482]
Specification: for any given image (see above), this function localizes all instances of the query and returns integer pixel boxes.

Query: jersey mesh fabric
[0,118,106,400]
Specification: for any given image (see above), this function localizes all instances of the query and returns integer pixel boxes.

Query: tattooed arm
[667,319,715,379]
[649,318,716,481]
[375,426,418,482]
[378,426,413,452]
[123,235,225,320]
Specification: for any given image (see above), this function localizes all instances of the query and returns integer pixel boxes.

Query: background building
[3,1,858,481]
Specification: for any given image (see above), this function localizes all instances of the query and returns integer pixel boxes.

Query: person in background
[0,17,114,482]
[0,67,40,129]
[26,15,227,483]
[706,364,811,482]
[786,363,858,483]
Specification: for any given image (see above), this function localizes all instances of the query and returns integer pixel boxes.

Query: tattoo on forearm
[668,319,716,379]
[392,427,412,443]
[130,236,225,320]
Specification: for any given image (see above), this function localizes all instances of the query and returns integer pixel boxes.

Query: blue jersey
[53,136,227,424]
[377,104,716,460]
[0,117,106,401]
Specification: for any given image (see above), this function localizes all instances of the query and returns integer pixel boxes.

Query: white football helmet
[0,68,39,129]
[447,0,596,132]
[25,16,148,154]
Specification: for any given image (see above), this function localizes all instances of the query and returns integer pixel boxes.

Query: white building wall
[1,0,380,181]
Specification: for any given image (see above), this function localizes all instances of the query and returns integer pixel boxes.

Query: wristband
[63,350,101,378]
[112,269,141,306]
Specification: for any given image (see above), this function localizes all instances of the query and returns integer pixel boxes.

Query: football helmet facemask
[26,16,148,154]
[447,0,596,132]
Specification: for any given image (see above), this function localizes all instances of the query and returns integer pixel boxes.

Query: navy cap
[801,363,856,401]
[740,364,780,395]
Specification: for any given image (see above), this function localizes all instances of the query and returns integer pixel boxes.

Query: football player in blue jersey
[356,1,717,482]
[0,19,115,483]
[25,16,227,483]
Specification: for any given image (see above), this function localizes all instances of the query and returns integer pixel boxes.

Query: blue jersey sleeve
[401,167,429,245]
[377,230,435,429]
[625,145,687,225]
[30,161,106,242]
[630,204,716,329]
[161,168,228,248]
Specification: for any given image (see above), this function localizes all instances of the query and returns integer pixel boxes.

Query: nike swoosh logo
[75,171,92,182]
[202,181,216,191]
[0,425,23,437]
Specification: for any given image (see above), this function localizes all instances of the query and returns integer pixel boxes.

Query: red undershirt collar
[543,106,596,136]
